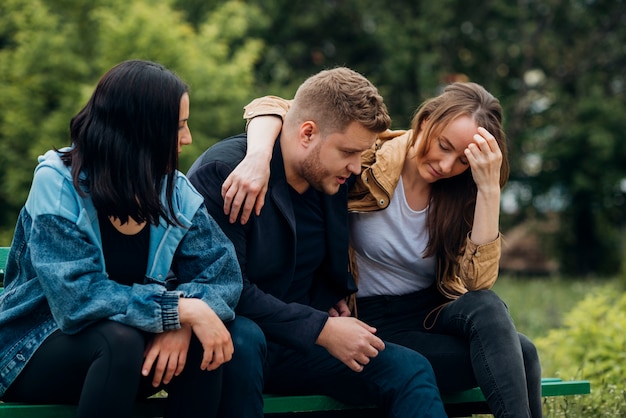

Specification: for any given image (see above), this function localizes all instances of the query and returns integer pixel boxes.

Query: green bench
[0,246,591,416]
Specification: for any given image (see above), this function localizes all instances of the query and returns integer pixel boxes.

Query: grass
[492,275,611,340]
[489,275,622,417]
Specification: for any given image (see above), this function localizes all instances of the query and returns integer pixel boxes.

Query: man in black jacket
[188,68,446,417]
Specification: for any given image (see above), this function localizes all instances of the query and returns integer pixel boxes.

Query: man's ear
[299,121,318,148]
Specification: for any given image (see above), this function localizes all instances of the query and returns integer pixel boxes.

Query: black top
[98,212,149,286]
[285,185,326,304]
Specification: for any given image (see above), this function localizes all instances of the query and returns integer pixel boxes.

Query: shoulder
[187,134,248,179]
[26,149,82,219]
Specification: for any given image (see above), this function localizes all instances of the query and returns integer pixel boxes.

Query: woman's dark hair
[62,60,189,226]
[409,82,509,281]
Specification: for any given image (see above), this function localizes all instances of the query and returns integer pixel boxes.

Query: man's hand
[316,316,385,372]
[328,298,351,317]
[142,326,192,387]
[221,154,270,224]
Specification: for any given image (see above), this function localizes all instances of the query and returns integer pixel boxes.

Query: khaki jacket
[348,129,501,300]
[243,97,501,301]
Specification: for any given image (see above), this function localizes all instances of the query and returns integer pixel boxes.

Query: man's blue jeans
[220,315,446,418]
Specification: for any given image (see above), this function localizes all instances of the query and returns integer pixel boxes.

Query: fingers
[200,347,215,371]
[157,353,179,387]
[200,340,234,371]
[347,341,381,372]
[465,127,502,165]
[238,191,259,225]
[366,333,386,352]
[222,179,264,224]
[142,349,158,379]
[356,319,377,335]
[472,127,500,153]
[253,186,267,217]
[174,350,187,378]
[222,181,238,219]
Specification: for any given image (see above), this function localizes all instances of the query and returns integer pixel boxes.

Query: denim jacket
[0,148,242,396]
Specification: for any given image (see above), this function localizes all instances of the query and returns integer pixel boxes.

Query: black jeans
[4,320,222,418]
[357,287,542,418]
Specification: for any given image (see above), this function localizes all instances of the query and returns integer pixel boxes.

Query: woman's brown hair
[409,82,510,282]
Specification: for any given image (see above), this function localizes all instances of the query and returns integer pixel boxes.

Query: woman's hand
[466,126,502,244]
[178,298,234,371]
[222,154,271,224]
[465,126,502,192]
[221,115,281,224]
[143,325,192,387]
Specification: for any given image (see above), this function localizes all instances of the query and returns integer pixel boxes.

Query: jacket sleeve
[29,213,184,335]
[242,96,292,126]
[168,205,242,322]
[459,234,501,290]
[442,234,501,298]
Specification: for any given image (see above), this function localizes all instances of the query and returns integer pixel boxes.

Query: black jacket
[187,134,357,353]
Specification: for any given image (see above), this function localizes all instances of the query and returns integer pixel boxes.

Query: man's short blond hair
[287,67,391,136]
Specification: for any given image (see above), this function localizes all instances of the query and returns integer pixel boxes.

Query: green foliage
[535,286,626,416]
[0,0,265,245]
[493,276,608,339]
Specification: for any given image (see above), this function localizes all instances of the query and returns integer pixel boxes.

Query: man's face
[300,121,376,195]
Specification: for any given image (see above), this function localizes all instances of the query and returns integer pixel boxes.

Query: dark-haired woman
[0,60,263,418]
[222,82,542,417]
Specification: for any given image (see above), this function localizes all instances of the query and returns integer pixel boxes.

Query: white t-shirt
[349,176,436,297]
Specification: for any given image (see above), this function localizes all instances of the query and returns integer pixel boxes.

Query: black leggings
[3,321,222,418]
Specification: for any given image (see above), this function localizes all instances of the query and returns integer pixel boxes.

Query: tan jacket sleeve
[243,96,292,128]
[458,234,501,290]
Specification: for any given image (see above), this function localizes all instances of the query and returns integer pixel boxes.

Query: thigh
[384,330,477,393]
[432,290,515,337]
[4,321,146,404]
[265,342,376,405]
[357,290,478,392]
[264,340,439,408]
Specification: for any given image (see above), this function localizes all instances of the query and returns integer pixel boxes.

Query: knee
[381,343,436,379]
[519,334,542,377]
[458,290,511,322]
[459,290,506,312]
[228,316,266,363]
[92,321,145,368]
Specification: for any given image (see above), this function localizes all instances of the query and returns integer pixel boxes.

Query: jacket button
[379,199,385,206]
[16,354,25,361]
[364,177,369,182]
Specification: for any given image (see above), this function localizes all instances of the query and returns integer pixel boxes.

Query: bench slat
[0,378,592,417]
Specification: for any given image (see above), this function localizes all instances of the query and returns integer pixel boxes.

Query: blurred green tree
[0,0,265,244]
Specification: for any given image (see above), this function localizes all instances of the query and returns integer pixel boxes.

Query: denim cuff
[161,291,182,331]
